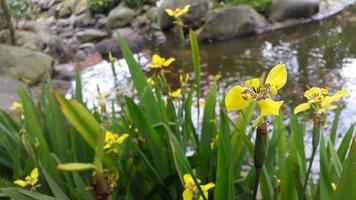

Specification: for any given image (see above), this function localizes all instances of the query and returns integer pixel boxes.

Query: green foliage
[2,0,36,19]
[232,0,272,13]
[89,0,120,14]
[0,31,355,200]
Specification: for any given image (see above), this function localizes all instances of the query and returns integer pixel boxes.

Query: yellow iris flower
[294,87,348,114]
[14,168,40,191]
[182,174,215,200]
[10,102,22,111]
[148,54,176,69]
[225,64,287,117]
[147,77,155,85]
[169,88,182,98]
[104,131,129,150]
[165,5,190,19]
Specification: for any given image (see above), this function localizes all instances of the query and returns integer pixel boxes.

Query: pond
[146,3,356,133]
[77,4,356,134]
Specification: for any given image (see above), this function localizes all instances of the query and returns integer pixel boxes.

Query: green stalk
[252,122,268,200]
[303,116,322,198]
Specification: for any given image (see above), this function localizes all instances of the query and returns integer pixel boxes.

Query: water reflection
[147,4,356,132]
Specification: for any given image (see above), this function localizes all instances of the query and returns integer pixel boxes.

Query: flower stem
[303,147,316,193]
[303,116,322,198]
[252,122,268,200]
[252,167,261,200]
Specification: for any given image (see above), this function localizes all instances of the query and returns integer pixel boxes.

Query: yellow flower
[225,64,287,117]
[165,5,190,19]
[96,91,109,100]
[169,88,182,98]
[294,88,348,114]
[182,174,215,200]
[148,54,175,69]
[331,182,337,191]
[147,77,155,86]
[14,168,40,190]
[10,102,22,111]
[104,131,129,150]
[180,73,189,84]
[108,52,117,63]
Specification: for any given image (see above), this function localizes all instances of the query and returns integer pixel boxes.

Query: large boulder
[0,77,26,113]
[0,45,52,83]
[269,0,319,21]
[0,30,45,50]
[158,0,210,30]
[197,6,268,41]
[76,29,108,42]
[106,6,136,28]
[96,28,145,57]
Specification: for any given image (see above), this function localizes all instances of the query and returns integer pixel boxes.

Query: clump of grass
[0,30,355,200]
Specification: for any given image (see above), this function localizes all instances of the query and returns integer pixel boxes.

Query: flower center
[242,83,274,101]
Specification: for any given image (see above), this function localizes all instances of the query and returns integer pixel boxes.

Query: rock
[52,79,73,93]
[0,30,45,50]
[152,31,167,44]
[79,42,96,50]
[197,6,268,41]
[74,12,95,27]
[96,17,108,29]
[0,76,26,112]
[53,63,76,80]
[96,28,145,57]
[47,38,72,63]
[146,6,159,22]
[0,45,52,83]
[74,0,89,15]
[31,19,56,44]
[76,29,107,42]
[58,3,72,18]
[157,0,210,30]
[75,50,87,61]
[106,6,135,28]
[33,0,58,11]
[131,15,150,29]
[269,0,319,21]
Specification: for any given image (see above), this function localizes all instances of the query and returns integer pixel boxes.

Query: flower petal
[31,168,39,179]
[201,183,215,192]
[14,179,28,187]
[117,134,129,144]
[258,98,283,116]
[265,64,287,90]
[163,57,175,66]
[225,86,252,111]
[183,174,194,185]
[183,188,194,200]
[165,9,175,17]
[244,78,260,91]
[294,102,310,114]
[182,5,191,14]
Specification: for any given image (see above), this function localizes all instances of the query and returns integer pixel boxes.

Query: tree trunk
[0,0,16,45]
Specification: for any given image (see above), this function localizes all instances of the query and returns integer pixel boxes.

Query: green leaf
[74,68,83,103]
[337,124,355,163]
[117,36,147,96]
[0,187,60,200]
[320,135,332,200]
[189,30,201,132]
[55,92,99,149]
[333,136,356,200]
[214,110,233,200]
[41,167,70,200]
